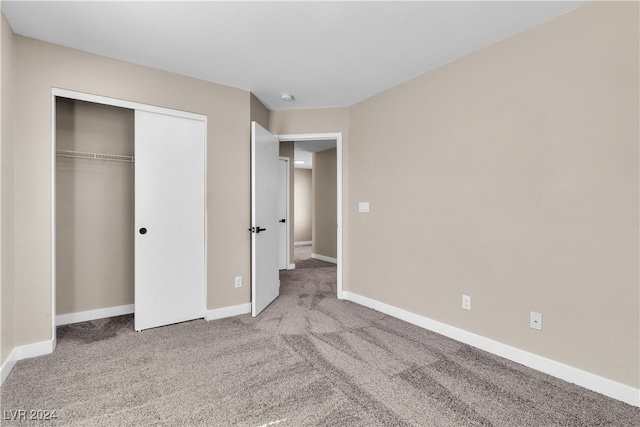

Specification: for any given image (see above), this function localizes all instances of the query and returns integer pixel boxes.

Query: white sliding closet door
[134,110,205,331]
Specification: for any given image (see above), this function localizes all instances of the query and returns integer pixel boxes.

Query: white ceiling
[293,139,336,169]
[1,1,586,110]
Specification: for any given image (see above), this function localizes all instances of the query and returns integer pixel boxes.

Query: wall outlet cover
[462,295,471,310]
[530,312,542,330]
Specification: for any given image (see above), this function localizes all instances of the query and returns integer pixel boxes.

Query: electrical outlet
[462,295,471,310]
[234,276,242,288]
[530,312,542,330]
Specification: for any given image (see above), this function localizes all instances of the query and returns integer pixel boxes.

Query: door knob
[279,219,286,223]
[248,227,267,233]
[139,228,147,235]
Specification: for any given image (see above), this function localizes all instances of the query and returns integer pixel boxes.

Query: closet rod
[56,150,134,163]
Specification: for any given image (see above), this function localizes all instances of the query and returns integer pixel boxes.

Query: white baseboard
[287,263,296,270]
[1,338,56,385]
[205,303,251,321]
[294,241,312,246]
[0,347,17,385]
[56,304,135,326]
[311,253,337,264]
[342,291,640,407]
[17,338,55,360]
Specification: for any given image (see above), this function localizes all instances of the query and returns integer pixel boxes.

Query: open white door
[251,122,280,317]
[278,157,289,270]
[135,110,205,331]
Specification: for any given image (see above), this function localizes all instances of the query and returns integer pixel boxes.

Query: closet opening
[55,97,135,327]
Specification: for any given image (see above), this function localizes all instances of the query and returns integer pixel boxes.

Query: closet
[54,93,206,332]
[56,98,135,320]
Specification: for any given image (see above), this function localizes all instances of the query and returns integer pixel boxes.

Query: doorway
[276,132,343,298]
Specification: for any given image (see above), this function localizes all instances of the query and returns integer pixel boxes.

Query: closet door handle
[139,228,147,235]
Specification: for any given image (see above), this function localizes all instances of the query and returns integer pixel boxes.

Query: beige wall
[55,98,134,315]
[294,168,312,243]
[250,93,269,129]
[279,142,295,263]
[269,108,349,137]
[312,149,337,259]
[347,1,639,387]
[13,36,251,346]
[1,11,16,364]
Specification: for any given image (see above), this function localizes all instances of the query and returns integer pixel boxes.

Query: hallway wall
[312,148,337,259]
[294,168,312,243]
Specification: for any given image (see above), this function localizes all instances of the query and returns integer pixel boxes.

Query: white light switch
[359,202,370,213]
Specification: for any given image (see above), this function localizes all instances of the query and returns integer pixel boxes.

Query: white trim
[52,88,206,122]
[342,291,640,407]
[276,132,343,300]
[16,339,55,360]
[287,263,296,270]
[336,134,343,300]
[51,93,57,351]
[294,241,312,246]
[55,304,135,326]
[202,110,209,326]
[311,253,337,264]
[279,156,291,270]
[205,303,251,321]
[1,339,56,385]
[0,348,18,385]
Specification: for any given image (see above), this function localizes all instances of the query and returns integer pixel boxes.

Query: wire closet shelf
[56,150,134,163]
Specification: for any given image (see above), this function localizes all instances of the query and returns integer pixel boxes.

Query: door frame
[50,88,208,345]
[275,132,344,299]
[278,156,292,270]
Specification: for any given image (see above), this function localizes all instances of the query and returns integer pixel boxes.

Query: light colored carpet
[2,260,639,426]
